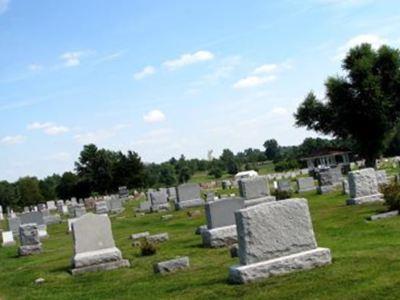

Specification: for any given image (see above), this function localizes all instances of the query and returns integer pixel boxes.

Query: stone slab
[146,233,169,243]
[154,257,190,274]
[71,259,130,275]
[205,197,244,229]
[201,225,238,248]
[2,231,15,247]
[131,232,150,240]
[175,198,204,210]
[238,177,270,200]
[228,248,332,284]
[347,193,384,205]
[369,210,399,221]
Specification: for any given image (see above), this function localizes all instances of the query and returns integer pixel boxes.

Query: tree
[158,163,177,186]
[16,177,44,207]
[295,44,400,166]
[0,181,19,209]
[39,174,61,200]
[56,172,78,199]
[263,139,280,160]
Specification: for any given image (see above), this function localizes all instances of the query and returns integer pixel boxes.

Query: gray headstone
[8,217,21,236]
[238,177,270,200]
[95,201,109,214]
[235,198,317,265]
[347,168,383,205]
[20,211,45,226]
[205,197,244,229]
[177,183,201,202]
[18,223,42,256]
[297,177,316,193]
[277,180,291,192]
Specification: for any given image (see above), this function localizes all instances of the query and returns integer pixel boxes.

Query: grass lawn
[1,192,400,299]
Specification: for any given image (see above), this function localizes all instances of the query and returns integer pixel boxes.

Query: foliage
[295,44,400,166]
[272,189,293,200]
[382,182,400,211]
[140,240,157,256]
[274,160,300,172]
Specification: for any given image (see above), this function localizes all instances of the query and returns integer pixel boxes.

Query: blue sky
[1,0,400,181]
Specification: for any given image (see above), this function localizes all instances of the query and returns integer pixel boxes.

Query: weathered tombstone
[137,201,151,213]
[8,216,21,236]
[38,203,47,212]
[18,224,42,256]
[375,170,388,186]
[74,204,87,218]
[149,191,169,212]
[347,168,384,205]
[23,206,30,213]
[95,201,109,214]
[297,177,316,193]
[71,197,78,206]
[222,180,232,190]
[71,213,130,275]
[108,196,124,214]
[277,179,292,192]
[317,166,343,194]
[238,176,275,206]
[20,211,45,226]
[154,257,190,274]
[118,186,129,198]
[2,231,16,247]
[46,201,56,211]
[175,183,204,210]
[228,199,332,284]
[167,187,177,202]
[201,197,245,248]
[37,224,49,239]
[206,191,215,202]
[42,211,61,225]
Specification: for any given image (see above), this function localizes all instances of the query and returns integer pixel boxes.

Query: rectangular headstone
[8,217,21,236]
[297,177,316,193]
[20,211,45,226]
[205,197,244,229]
[277,180,291,192]
[238,177,270,200]
[347,168,383,205]
[235,198,318,265]
[177,183,201,202]
[2,231,15,246]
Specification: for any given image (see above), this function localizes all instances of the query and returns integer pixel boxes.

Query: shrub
[140,240,157,256]
[273,189,293,200]
[382,182,400,211]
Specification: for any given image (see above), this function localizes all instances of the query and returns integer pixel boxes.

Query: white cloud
[233,75,276,89]
[134,66,156,80]
[28,64,43,72]
[49,152,71,162]
[27,122,69,136]
[143,109,166,123]
[1,135,25,145]
[163,50,214,70]
[74,124,130,144]
[60,51,91,67]
[271,107,289,116]
[253,64,278,74]
[335,34,387,60]
[0,0,10,14]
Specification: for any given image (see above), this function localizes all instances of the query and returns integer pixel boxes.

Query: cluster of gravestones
[0,170,395,284]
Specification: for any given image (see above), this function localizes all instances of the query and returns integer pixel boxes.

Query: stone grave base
[244,196,276,208]
[317,183,341,194]
[18,244,42,256]
[175,199,204,210]
[72,247,130,275]
[228,247,332,284]
[154,256,190,274]
[72,259,130,275]
[346,193,384,205]
[298,187,316,193]
[151,203,170,212]
[201,225,237,248]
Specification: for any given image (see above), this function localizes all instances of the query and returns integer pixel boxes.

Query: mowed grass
[1,192,400,299]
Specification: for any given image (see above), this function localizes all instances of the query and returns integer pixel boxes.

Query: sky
[1,0,400,182]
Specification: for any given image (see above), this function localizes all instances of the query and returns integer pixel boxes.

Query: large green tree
[295,44,400,166]
[16,176,44,207]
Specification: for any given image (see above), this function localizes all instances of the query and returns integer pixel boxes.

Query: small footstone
[154,257,190,274]
[35,278,45,285]
[161,214,173,220]
[146,233,169,243]
[131,232,149,240]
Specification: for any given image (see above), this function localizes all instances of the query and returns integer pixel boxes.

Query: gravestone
[202,197,245,248]
[154,257,190,274]
[118,186,129,198]
[74,204,87,218]
[8,216,21,236]
[149,191,169,212]
[347,168,384,205]
[20,211,45,226]
[46,201,56,211]
[137,201,151,213]
[71,213,130,275]
[108,197,124,214]
[38,224,49,239]
[228,198,332,284]
[297,177,316,193]
[95,201,109,214]
[238,176,275,206]
[342,179,349,195]
[317,167,342,194]
[18,224,42,256]
[38,203,46,212]
[375,170,388,186]
[167,187,177,202]
[206,191,215,202]
[2,231,16,247]
[277,180,292,192]
[176,183,204,210]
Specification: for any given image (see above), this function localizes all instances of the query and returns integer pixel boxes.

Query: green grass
[1,192,400,299]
